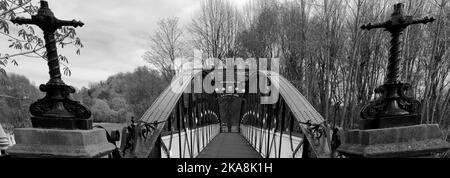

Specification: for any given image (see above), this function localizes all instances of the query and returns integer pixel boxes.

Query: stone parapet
[7,128,115,158]
[337,124,450,157]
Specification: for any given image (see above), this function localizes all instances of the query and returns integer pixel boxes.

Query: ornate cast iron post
[11,1,91,130]
[359,3,435,129]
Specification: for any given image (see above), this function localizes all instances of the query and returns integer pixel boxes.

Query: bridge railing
[240,125,304,158]
[160,124,220,158]
[118,70,222,158]
[239,71,332,158]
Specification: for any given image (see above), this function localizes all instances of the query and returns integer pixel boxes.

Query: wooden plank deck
[197,133,262,158]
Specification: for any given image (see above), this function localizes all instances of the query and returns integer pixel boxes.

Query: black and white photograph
[0,0,450,176]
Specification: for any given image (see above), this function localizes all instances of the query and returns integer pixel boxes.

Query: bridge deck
[197,133,262,158]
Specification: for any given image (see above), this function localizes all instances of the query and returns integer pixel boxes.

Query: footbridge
[118,68,332,158]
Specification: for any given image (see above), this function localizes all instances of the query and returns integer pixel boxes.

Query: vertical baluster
[177,99,182,158]
[278,101,286,158]
[266,104,272,158]
[188,94,193,157]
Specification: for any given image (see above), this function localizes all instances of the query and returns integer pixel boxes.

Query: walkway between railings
[197,133,261,158]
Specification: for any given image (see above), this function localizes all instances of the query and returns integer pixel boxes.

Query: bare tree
[189,0,242,60]
[279,0,311,91]
[143,17,185,81]
[420,0,450,125]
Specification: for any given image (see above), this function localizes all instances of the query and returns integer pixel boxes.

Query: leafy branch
[0,0,83,78]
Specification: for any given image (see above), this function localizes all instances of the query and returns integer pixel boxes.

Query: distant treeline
[0,66,169,132]
[74,66,169,124]
[0,74,42,132]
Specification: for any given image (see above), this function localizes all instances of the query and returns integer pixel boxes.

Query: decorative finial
[359,3,436,129]
[10,1,92,130]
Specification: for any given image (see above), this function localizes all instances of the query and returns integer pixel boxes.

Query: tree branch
[0,46,44,60]
[0,0,32,17]
[0,31,28,42]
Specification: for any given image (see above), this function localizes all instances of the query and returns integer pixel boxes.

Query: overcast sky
[2,0,247,89]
